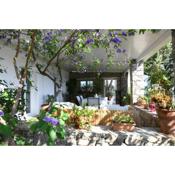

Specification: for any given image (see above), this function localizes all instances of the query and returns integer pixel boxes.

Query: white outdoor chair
[108,96,115,105]
[76,96,82,106]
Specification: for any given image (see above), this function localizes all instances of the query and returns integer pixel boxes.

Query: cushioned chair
[76,96,82,106]
[108,96,115,105]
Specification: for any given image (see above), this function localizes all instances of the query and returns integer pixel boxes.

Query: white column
[130,60,145,103]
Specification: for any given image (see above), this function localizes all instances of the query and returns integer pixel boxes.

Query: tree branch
[42,30,78,73]
[23,31,36,79]
[13,30,21,79]
[36,63,60,89]
[56,56,62,86]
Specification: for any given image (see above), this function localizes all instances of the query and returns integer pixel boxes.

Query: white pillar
[130,60,145,103]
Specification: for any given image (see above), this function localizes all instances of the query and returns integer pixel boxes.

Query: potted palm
[111,114,136,132]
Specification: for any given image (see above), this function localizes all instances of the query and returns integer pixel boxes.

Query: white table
[87,97,108,108]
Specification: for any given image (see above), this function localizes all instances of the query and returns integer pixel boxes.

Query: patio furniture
[108,96,115,105]
[100,104,128,111]
[87,97,100,108]
[76,95,87,106]
[87,97,108,109]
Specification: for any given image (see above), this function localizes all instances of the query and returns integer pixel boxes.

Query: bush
[71,106,95,130]
[30,104,69,145]
[0,88,25,114]
[113,114,135,124]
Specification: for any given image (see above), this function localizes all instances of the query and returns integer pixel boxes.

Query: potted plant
[111,114,136,132]
[149,101,156,112]
[136,96,148,108]
[151,89,175,135]
[71,106,94,130]
[121,93,131,106]
[106,91,113,101]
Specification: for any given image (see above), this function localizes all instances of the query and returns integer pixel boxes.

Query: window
[80,80,93,93]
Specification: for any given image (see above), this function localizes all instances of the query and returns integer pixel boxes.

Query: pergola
[63,30,172,104]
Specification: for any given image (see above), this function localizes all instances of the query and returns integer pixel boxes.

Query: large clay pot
[111,122,136,132]
[156,108,175,135]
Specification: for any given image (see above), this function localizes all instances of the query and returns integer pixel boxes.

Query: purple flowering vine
[116,48,126,53]
[111,37,122,44]
[122,49,126,53]
[43,116,59,126]
[122,31,127,36]
[43,32,53,43]
[0,110,4,117]
[109,32,113,37]
[116,48,122,53]
[85,39,94,45]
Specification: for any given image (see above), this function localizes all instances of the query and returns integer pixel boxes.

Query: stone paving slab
[56,126,175,146]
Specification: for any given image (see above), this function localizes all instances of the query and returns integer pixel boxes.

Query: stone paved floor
[56,126,175,146]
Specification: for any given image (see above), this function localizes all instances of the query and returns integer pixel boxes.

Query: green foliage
[30,104,69,145]
[0,88,26,114]
[144,42,173,91]
[0,113,28,145]
[0,88,16,113]
[46,95,55,104]
[0,124,12,138]
[72,106,94,130]
[114,114,134,124]
[122,93,131,105]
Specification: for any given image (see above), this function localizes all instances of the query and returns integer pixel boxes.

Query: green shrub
[72,106,94,130]
[30,104,69,145]
[113,114,135,124]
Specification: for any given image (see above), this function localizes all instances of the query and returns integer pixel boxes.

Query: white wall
[0,44,69,116]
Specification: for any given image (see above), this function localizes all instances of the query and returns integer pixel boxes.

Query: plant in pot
[121,93,131,106]
[71,106,94,130]
[151,89,175,135]
[106,91,113,101]
[111,114,136,132]
[136,96,148,109]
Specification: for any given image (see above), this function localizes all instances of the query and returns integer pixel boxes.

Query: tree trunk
[11,80,24,116]
[54,79,57,101]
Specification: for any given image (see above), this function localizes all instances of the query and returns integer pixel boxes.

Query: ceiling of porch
[61,29,171,73]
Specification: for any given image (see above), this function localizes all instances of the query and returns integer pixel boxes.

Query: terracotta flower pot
[156,108,175,135]
[111,122,136,132]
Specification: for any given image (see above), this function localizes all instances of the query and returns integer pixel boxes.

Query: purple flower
[114,31,118,35]
[111,37,122,44]
[109,32,113,37]
[128,31,135,36]
[122,31,127,36]
[43,116,59,126]
[122,49,126,53]
[116,48,122,53]
[47,32,52,36]
[85,39,94,44]
[95,31,101,37]
[44,36,52,43]
[0,110,4,117]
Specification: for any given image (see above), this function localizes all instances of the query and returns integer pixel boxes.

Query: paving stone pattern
[56,126,175,146]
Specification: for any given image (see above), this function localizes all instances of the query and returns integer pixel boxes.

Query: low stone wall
[131,106,159,128]
[55,126,175,146]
